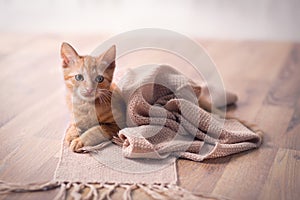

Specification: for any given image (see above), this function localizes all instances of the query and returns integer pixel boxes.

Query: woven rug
[54,140,182,199]
[0,65,262,200]
[0,140,214,200]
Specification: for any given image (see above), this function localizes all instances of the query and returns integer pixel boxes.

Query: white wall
[0,0,299,41]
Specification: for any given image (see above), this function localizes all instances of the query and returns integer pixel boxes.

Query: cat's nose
[85,88,94,94]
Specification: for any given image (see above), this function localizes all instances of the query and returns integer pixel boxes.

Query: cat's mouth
[81,92,95,97]
[76,89,99,101]
[77,89,111,103]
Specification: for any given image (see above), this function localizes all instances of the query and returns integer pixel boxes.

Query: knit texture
[111,64,262,161]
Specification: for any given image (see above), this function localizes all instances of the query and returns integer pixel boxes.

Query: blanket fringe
[0,180,227,200]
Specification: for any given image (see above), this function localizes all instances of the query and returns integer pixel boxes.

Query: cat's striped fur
[61,43,120,152]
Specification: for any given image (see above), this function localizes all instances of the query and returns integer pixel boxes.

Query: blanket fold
[112,65,262,161]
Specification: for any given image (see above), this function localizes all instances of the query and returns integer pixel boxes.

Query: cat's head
[61,43,116,102]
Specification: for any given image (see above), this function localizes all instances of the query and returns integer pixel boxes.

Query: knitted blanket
[110,64,262,161]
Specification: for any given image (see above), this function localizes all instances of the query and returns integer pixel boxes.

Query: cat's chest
[72,100,113,132]
[72,102,97,131]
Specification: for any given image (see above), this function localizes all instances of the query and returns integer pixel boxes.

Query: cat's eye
[95,75,104,83]
[75,74,84,81]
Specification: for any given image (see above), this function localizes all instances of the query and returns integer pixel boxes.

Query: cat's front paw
[65,124,80,145]
[70,138,84,153]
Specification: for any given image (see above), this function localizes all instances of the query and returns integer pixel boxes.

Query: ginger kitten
[61,43,121,152]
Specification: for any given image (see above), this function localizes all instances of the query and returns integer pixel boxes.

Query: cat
[61,43,124,152]
[60,43,261,153]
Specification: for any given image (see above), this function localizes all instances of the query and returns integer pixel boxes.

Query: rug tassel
[137,183,168,200]
[53,182,67,200]
[120,184,138,200]
[70,183,85,200]
[83,184,99,200]
[0,180,60,194]
[0,180,227,200]
[100,183,118,200]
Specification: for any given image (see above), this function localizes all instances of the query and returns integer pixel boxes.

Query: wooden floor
[0,33,299,200]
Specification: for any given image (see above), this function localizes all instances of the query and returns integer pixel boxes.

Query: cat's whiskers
[97,89,111,104]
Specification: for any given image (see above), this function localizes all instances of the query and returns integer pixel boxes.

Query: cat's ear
[102,45,116,62]
[101,45,116,79]
[61,42,80,68]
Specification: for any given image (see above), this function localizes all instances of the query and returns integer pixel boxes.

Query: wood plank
[258,148,300,200]
[0,90,66,200]
[212,147,278,199]
[0,33,38,58]
[208,41,292,84]
[261,44,300,150]
[204,41,291,121]
[0,90,66,161]
[254,105,294,149]
[0,36,64,126]
[0,137,60,182]
[284,97,300,150]
[177,157,231,195]
[2,189,58,200]
[0,36,61,79]
[210,72,295,199]
[264,44,300,108]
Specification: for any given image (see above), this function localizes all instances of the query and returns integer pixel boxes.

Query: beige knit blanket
[109,64,262,161]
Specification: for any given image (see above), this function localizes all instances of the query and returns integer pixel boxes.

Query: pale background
[0,0,299,41]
